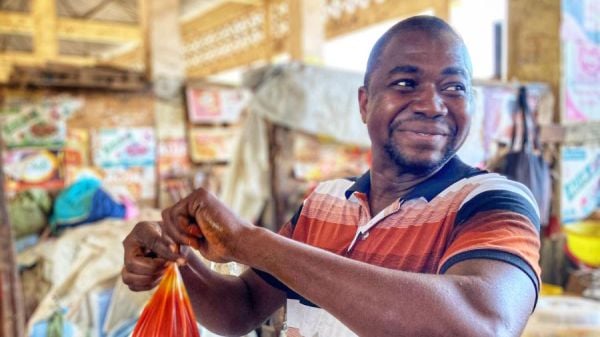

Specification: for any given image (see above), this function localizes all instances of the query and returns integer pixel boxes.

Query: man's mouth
[390,118,453,137]
[395,128,449,137]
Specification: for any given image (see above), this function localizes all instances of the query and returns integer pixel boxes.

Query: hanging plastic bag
[132,264,200,337]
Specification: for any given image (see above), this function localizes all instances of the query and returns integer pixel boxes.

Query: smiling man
[123,16,540,337]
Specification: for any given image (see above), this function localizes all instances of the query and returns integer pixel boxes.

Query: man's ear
[358,86,368,124]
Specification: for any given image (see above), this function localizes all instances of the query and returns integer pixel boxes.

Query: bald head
[364,15,472,87]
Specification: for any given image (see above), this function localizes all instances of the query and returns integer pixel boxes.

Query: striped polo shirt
[256,156,541,337]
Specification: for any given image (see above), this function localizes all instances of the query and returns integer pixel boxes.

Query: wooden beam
[325,0,438,39]
[56,18,141,43]
[0,52,95,65]
[227,0,262,4]
[0,52,42,65]
[0,11,33,35]
[81,0,116,19]
[181,3,256,41]
[187,46,266,78]
[540,122,600,144]
[0,52,97,82]
[102,46,143,67]
[0,11,142,44]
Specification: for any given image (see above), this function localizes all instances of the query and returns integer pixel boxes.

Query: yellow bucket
[564,220,600,267]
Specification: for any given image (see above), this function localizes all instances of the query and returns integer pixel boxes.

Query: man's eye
[391,79,416,88]
[443,84,466,92]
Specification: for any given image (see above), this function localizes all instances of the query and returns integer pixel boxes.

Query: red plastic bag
[132,264,200,337]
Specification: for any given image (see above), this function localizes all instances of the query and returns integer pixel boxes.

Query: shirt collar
[344,170,371,199]
[344,156,484,202]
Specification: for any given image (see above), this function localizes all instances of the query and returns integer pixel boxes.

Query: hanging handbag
[488,86,552,226]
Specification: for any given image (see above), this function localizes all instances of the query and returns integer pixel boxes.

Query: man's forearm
[241,227,531,337]
[178,253,272,336]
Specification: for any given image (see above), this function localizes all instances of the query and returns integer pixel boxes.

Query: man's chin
[384,143,453,175]
[397,160,442,175]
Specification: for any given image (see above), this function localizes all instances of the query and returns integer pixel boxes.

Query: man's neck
[368,161,446,216]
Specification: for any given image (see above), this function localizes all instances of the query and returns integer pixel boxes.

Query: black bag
[488,86,552,226]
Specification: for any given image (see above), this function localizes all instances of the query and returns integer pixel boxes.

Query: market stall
[0,0,599,336]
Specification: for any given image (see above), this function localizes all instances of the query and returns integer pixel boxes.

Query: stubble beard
[383,132,457,175]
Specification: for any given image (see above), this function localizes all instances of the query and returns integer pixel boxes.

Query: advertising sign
[561,146,600,223]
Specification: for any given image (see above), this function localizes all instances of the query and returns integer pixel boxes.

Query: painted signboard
[186,87,248,123]
[3,149,64,192]
[561,145,600,223]
[562,0,600,122]
[93,128,156,168]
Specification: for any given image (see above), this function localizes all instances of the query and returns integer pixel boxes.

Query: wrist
[233,225,274,267]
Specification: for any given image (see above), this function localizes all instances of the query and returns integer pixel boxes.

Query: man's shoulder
[454,172,541,229]
[459,172,537,199]
[311,177,357,199]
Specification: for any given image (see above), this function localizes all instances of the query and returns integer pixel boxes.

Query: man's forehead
[381,31,472,74]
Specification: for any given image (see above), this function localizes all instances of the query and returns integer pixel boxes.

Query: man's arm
[162,188,536,337]
[122,222,286,336]
[179,251,286,336]
[243,227,533,337]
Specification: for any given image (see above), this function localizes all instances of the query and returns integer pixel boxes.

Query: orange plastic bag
[132,264,200,337]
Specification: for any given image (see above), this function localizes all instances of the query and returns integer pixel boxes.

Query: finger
[137,221,182,262]
[178,215,202,248]
[124,255,168,275]
[161,204,201,248]
[122,268,163,291]
[124,222,181,262]
[159,233,187,265]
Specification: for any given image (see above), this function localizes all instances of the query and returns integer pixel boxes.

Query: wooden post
[433,0,451,21]
[32,0,58,61]
[507,0,560,122]
[138,0,151,80]
[288,0,326,63]
[146,0,187,207]
[0,136,25,337]
[263,0,273,62]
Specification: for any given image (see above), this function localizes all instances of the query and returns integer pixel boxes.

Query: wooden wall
[508,0,561,122]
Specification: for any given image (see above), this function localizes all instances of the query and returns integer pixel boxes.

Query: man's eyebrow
[388,65,420,75]
[441,66,468,77]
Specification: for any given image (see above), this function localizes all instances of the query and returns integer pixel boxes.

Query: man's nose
[412,84,448,118]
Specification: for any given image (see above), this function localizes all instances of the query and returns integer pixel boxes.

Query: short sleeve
[438,180,542,304]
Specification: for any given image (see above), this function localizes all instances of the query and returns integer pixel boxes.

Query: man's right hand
[121,221,184,291]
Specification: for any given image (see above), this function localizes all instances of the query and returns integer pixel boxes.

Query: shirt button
[362,232,369,240]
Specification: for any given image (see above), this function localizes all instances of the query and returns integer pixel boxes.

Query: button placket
[346,199,404,253]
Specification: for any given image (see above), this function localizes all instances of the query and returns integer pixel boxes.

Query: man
[123,15,540,337]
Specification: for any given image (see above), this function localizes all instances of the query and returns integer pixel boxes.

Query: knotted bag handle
[509,86,538,152]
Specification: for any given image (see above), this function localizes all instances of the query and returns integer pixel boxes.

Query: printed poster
[93,128,156,168]
[562,0,600,122]
[101,166,156,200]
[158,137,191,178]
[0,97,82,147]
[3,149,64,192]
[64,128,90,166]
[561,145,600,223]
[188,127,238,163]
[186,87,249,123]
